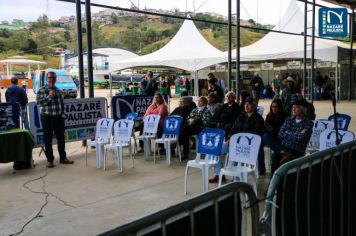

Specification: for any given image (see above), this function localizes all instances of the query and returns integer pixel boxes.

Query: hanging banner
[287,61,301,69]
[28,98,107,146]
[111,94,169,121]
[240,64,249,71]
[0,103,21,131]
[215,64,226,72]
[316,61,332,68]
[319,7,348,38]
[261,63,274,70]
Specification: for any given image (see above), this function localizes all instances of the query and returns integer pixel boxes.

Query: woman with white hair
[216,91,242,135]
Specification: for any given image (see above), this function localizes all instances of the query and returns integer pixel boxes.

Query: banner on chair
[28,98,107,146]
[319,130,355,150]
[111,95,169,121]
[229,134,260,165]
[0,103,21,131]
[198,129,225,156]
[310,120,334,143]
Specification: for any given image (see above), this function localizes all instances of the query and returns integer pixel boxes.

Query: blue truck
[33,69,78,98]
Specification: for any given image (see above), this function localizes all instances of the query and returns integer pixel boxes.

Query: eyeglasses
[47,76,56,79]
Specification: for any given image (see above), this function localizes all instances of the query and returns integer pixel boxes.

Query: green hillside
[0,13,266,68]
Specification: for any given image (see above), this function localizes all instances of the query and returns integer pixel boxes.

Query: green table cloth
[0,128,34,163]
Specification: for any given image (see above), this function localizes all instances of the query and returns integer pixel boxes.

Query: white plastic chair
[319,129,355,151]
[257,106,264,116]
[154,116,183,165]
[103,119,134,173]
[125,112,138,153]
[306,119,334,154]
[218,133,261,195]
[85,118,114,168]
[184,128,225,193]
[137,114,161,160]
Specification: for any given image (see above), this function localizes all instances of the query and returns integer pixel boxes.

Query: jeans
[40,115,66,162]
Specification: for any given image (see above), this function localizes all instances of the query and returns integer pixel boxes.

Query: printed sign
[310,120,334,143]
[28,98,106,146]
[0,103,21,131]
[163,116,182,135]
[215,64,226,72]
[95,118,114,140]
[287,61,301,69]
[316,61,332,68]
[319,130,355,151]
[261,62,274,70]
[114,119,134,142]
[240,64,249,71]
[198,129,225,156]
[229,133,261,165]
[111,95,169,121]
[319,7,348,38]
[143,114,160,134]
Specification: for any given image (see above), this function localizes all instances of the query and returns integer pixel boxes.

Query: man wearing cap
[268,99,313,175]
[280,76,299,115]
[210,96,265,183]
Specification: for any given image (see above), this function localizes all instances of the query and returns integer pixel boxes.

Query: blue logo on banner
[319,7,348,38]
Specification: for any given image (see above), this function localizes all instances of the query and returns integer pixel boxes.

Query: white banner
[215,64,226,72]
[28,97,107,146]
[261,63,274,70]
[287,61,301,69]
[316,61,332,68]
[240,64,249,71]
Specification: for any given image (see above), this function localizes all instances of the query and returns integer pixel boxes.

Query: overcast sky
[0,0,294,25]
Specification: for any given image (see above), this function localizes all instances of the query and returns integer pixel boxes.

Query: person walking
[36,71,74,168]
[5,77,29,128]
[250,72,264,104]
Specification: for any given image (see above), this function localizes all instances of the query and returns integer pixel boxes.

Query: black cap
[292,99,309,107]
[245,96,257,105]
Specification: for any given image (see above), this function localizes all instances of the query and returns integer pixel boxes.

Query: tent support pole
[236,0,241,103]
[228,0,232,91]
[303,0,307,98]
[311,0,316,103]
[85,0,94,98]
[76,0,85,99]
[349,9,354,101]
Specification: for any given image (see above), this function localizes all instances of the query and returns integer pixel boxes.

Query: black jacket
[218,102,242,125]
[227,111,264,140]
[5,85,28,108]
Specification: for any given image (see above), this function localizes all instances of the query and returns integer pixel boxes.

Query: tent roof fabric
[237,0,351,62]
[0,57,46,65]
[110,19,227,72]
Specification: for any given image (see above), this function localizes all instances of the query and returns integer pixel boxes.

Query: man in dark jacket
[208,73,224,103]
[143,71,158,96]
[5,78,28,108]
[217,91,242,135]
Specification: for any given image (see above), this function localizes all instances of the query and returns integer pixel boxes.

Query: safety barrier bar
[262,140,356,236]
[100,182,259,236]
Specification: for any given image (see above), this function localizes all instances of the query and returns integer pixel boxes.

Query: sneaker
[209,175,226,183]
[47,161,55,168]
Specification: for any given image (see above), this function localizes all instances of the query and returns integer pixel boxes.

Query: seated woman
[138,92,168,152]
[263,99,288,141]
[178,96,212,160]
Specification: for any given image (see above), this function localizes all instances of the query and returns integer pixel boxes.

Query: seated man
[170,96,196,122]
[217,91,242,135]
[210,97,265,183]
[178,97,212,160]
[207,92,220,127]
[265,99,313,176]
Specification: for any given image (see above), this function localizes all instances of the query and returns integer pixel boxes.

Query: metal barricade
[262,140,356,236]
[100,182,259,236]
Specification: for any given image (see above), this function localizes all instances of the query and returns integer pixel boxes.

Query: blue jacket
[5,84,28,108]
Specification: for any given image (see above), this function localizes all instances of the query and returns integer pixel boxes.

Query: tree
[0,29,12,38]
[119,29,141,52]
[64,30,71,41]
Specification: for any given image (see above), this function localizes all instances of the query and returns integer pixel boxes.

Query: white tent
[236,0,351,62]
[0,56,46,79]
[110,19,227,72]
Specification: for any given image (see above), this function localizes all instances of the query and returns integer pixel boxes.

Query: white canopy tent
[236,0,351,62]
[110,19,227,95]
[0,56,46,79]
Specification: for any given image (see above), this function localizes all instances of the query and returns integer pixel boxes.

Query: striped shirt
[36,85,64,116]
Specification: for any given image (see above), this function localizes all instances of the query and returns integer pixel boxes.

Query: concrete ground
[0,89,355,236]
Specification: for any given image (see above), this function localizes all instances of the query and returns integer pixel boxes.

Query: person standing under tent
[272,72,281,98]
[36,71,74,168]
[249,72,264,105]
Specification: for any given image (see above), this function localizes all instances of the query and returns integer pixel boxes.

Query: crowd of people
[139,72,315,183]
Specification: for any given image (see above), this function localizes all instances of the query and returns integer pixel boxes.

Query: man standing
[207,75,224,103]
[5,77,29,128]
[250,72,264,104]
[36,71,74,168]
[143,71,158,96]
[280,76,299,115]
